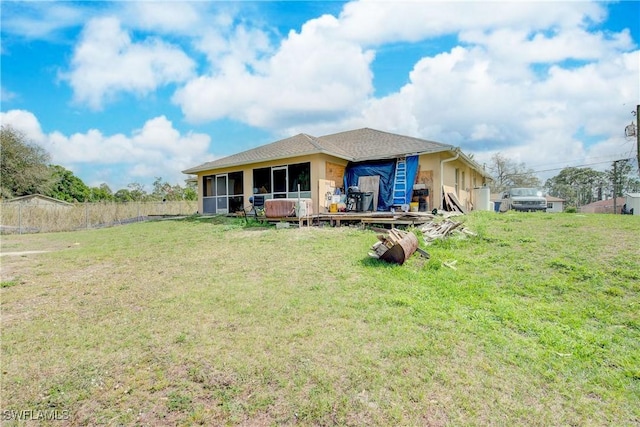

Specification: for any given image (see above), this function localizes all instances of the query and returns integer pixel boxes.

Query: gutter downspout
[440,150,460,210]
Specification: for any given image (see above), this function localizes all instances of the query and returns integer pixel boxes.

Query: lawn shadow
[359,256,397,268]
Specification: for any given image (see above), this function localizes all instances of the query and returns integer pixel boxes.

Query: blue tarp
[404,155,419,204]
[343,156,419,211]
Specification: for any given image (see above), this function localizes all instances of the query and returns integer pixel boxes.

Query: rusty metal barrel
[369,229,419,265]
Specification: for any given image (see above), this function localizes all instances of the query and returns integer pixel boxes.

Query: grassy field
[1,212,639,426]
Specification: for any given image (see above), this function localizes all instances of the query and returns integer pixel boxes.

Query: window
[228,171,243,195]
[455,168,460,194]
[272,167,287,196]
[288,162,311,192]
[229,196,244,212]
[216,175,227,196]
[252,162,311,195]
[202,172,244,214]
[203,175,215,197]
[253,167,271,194]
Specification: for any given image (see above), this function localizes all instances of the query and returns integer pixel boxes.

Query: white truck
[500,188,547,212]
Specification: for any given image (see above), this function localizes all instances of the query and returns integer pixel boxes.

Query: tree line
[4,124,638,209]
[1,125,196,203]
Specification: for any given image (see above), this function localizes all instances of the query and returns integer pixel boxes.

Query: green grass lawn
[1,212,639,426]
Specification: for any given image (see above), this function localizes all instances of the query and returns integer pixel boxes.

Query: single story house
[4,194,72,207]
[545,196,565,213]
[579,197,626,214]
[182,128,490,215]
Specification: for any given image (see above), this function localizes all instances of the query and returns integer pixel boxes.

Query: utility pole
[625,105,639,175]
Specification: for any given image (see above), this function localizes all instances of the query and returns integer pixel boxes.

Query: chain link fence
[0,201,198,234]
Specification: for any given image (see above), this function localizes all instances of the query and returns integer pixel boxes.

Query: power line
[506,157,635,177]
[523,149,636,171]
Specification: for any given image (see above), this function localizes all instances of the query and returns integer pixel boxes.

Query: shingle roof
[580,197,626,209]
[183,133,327,173]
[183,128,456,174]
[545,196,565,202]
[5,194,72,205]
[318,128,453,161]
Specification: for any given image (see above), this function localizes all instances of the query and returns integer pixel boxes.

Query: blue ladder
[392,158,407,205]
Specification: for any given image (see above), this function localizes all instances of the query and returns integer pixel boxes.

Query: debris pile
[368,215,476,265]
[369,229,421,265]
[420,218,476,244]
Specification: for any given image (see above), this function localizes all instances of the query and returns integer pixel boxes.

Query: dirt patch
[0,247,68,283]
[0,250,51,256]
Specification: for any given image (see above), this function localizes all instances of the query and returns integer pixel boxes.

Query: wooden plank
[447,192,466,213]
[325,162,346,190]
[442,191,456,212]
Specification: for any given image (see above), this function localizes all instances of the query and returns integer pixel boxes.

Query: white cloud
[121,2,205,35]
[4,0,638,183]
[0,86,18,103]
[173,13,375,129]
[0,110,211,189]
[62,17,195,110]
[171,0,634,151]
[0,110,46,143]
[352,37,638,183]
[337,1,606,45]
[0,2,89,40]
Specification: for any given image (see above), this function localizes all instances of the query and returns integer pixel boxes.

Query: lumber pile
[367,215,477,266]
[420,218,476,244]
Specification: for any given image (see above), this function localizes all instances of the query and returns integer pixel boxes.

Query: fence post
[18,203,22,235]
[85,202,89,229]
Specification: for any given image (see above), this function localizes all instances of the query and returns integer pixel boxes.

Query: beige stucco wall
[422,152,488,210]
[193,154,348,214]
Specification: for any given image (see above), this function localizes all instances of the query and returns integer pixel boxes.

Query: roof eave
[182,150,353,175]
[352,147,453,163]
[454,149,492,179]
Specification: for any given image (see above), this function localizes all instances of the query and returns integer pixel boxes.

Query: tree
[127,182,147,201]
[486,153,541,193]
[0,125,53,197]
[47,165,91,202]
[114,189,134,202]
[183,181,197,201]
[545,167,606,208]
[89,183,114,202]
[151,177,173,201]
[151,177,196,201]
[606,159,640,198]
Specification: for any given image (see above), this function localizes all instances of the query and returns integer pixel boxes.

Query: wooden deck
[243,211,437,228]
[317,211,436,227]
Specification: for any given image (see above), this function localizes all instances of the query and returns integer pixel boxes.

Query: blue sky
[1,1,638,191]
